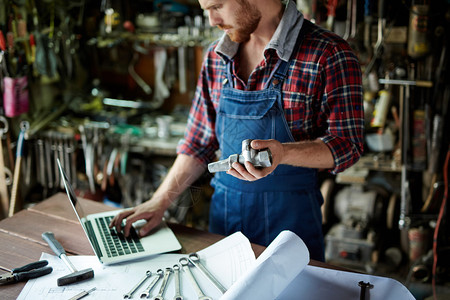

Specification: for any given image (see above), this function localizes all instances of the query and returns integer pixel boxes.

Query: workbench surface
[0,192,335,299]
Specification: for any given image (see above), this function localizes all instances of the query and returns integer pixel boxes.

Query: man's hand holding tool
[208,139,273,173]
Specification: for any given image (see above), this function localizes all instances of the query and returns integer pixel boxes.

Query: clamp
[208,139,272,173]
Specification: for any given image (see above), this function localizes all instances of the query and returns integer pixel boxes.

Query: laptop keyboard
[94,216,145,258]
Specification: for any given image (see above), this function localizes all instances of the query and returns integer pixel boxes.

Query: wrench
[124,270,152,299]
[153,267,172,300]
[67,138,77,189]
[63,135,72,188]
[37,139,46,188]
[140,269,163,299]
[188,253,227,294]
[179,258,212,300]
[50,133,60,189]
[57,133,66,189]
[44,136,54,189]
[173,264,183,300]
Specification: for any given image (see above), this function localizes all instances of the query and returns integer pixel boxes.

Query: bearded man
[111,0,364,261]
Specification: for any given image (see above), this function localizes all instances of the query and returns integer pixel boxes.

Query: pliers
[0,260,53,284]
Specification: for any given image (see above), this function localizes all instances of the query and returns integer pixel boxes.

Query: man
[110,0,364,261]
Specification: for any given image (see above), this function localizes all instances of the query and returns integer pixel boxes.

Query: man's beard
[219,0,261,43]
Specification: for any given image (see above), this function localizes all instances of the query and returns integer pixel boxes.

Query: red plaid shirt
[177,17,364,174]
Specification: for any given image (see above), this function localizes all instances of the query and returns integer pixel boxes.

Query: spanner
[188,253,227,294]
[153,267,172,300]
[44,136,54,189]
[124,270,152,299]
[179,258,212,300]
[140,269,164,299]
[173,264,183,300]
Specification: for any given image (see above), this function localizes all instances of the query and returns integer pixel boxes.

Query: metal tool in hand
[172,264,183,300]
[153,267,173,300]
[208,139,272,173]
[124,270,152,299]
[0,260,52,284]
[188,253,226,294]
[358,281,374,300]
[179,257,212,300]
[140,269,163,299]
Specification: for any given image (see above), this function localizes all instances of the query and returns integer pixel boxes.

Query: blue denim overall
[209,22,325,261]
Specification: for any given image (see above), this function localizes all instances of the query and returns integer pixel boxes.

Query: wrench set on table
[123,253,226,300]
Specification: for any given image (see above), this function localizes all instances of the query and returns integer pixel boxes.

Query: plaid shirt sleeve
[176,42,221,166]
[315,34,364,173]
[283,25,364,174]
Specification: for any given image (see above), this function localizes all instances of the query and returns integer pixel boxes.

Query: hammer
[42,231,94,286]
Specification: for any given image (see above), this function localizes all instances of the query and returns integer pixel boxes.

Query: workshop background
[0,0,449,299]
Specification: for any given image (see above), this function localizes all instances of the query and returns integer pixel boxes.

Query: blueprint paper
[17,230,415,300]
[221,230,310,300]
[221,230,415,300]
[17,232,255,300]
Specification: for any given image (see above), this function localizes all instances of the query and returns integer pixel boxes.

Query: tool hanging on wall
[360,0,373,65]
[343,0,353,40]
[364,0,386,78]
[8,120,29,217]
[129,42,152,95]
[79,125,95,194]
[153,47,170,107]
[33,1,59,79]
[0,116,9,218]
[325,0,338,31]
[177,26,188,94]
[36,130,77,194]
[346,0,360,56]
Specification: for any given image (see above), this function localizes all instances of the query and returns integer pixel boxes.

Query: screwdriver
[67,287,97,300]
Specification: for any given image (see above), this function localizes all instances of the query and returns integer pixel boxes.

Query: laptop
[57,158,182,265]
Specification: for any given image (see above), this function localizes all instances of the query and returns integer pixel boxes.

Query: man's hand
[227,139,284,181]
[226,138,335,181]
[109,154,206,237]
[109,198,167,238]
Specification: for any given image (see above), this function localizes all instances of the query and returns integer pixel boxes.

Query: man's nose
[208,11,221,27]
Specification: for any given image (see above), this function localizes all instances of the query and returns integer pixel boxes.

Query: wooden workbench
[0,192,336,299]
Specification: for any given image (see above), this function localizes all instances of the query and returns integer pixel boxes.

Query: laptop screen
[56,158,103,259]
[57,158,88,224]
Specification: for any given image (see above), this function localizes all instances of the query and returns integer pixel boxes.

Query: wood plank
[0,232,54,299]
[0,210,94,256]
[28,192,116,221]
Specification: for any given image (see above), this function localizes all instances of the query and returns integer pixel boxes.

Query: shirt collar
[215,0,304,62]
